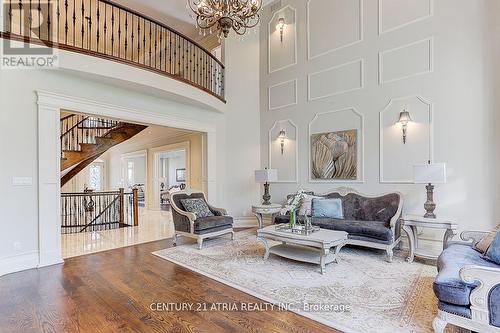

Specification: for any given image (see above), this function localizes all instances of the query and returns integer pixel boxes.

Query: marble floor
[61,209,175,258]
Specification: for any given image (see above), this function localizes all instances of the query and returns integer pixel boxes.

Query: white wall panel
[307,0,363,59]
[269,120,298,182]
[269,6,297,73]
[380,96,433,183]
[379,0,433,34]
[379,38,433,84]
[269,79,298,110]
[308,60,363,101]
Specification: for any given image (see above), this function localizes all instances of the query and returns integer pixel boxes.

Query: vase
[289,210,296,229]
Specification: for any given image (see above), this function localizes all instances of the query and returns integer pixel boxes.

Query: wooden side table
[401,214,458,262]
[252,204,282,229]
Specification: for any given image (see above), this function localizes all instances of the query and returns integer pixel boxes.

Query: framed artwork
[311,129,357,180]
[176,168,186,182]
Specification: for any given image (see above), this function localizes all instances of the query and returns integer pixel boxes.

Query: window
[88,163,103,191]
[127,161,135,186]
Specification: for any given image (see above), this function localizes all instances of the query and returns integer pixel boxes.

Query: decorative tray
[275,224,320,236]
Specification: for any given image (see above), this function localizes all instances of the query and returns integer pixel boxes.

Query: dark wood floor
[0,234,338,333]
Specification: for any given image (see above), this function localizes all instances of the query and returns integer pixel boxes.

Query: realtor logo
[1,0,58,69]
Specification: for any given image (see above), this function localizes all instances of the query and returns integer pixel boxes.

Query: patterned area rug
[153,231,463,333]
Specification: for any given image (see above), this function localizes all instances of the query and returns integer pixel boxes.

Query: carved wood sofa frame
[433,231,500,333]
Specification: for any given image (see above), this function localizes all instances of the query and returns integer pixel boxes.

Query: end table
[252,204,282,229]
[401,214,458,263]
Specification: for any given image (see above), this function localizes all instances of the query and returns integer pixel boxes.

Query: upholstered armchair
[170,190,234,250]
[433,231,500,333]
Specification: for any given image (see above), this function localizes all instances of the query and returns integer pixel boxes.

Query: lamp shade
[413,163,447,184]
[255,169,278,183]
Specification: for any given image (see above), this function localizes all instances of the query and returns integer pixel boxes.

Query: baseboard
[0,251,39,277]
[38,251,64,269]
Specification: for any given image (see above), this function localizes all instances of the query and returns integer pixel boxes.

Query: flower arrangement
[280,189,307,228]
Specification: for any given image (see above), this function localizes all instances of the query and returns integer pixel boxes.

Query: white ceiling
[119,0,274,38]
[118,0,198,39]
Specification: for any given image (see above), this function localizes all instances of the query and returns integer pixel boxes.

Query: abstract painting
[311,129,357,180]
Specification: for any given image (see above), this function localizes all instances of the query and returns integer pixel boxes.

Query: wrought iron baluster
[110,7,114,55]
[124,12,128,59]
[117,9,121,58]
[96,1,100,52]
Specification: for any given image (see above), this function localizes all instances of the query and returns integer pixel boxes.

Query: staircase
[60,114,147,187]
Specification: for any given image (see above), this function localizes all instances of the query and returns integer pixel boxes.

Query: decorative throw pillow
[484,232,500,265]
[180,198,214,218]
[473,224,500,254]
[312,198,343,219]
[298,194,321,216]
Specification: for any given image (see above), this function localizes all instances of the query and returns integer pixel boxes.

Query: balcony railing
[1,0,225,101]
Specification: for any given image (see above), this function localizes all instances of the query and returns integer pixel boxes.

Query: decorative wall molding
[268,79,298,111]
[307,0,364,60]
[379,37,434,84]
[308,59,364,101]
[308,108,365,183]
[268,5,298,74]
[378,0,434,35]
[268,119,299,183]
[379,95,433,183]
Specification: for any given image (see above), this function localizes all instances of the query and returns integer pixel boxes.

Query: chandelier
[187,0,263,38]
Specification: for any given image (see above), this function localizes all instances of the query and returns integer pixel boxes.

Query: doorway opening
[59,110,206,259]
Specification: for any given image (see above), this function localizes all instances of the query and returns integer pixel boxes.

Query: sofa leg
[230,231,235,240]
[172,234,178,246]
[432,316,447,333]
[386,248,393,263]
[197,237,204,250]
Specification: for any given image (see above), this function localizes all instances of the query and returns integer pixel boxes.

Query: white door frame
[37,90,217,268]
[151,142,191,210]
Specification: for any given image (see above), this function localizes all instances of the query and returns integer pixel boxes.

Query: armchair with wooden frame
[170,190,234,250]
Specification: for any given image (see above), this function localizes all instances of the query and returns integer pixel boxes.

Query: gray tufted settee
[275,188,403,262]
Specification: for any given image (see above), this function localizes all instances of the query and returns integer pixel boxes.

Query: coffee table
[257,225,348,274]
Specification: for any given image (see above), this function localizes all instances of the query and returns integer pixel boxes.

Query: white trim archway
[37,90,217,268]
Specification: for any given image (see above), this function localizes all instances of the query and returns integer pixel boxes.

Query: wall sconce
[397,108,413,144]
[278,129,287,155]
[276,18,285,42]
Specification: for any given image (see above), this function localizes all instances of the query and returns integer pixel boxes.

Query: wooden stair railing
[60,114,147,187]
[0,0,225,101]
[61,188,139,234]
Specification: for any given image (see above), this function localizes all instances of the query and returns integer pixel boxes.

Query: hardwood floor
[0,235,338,333]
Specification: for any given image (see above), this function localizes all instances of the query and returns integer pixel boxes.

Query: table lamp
[255,169,278,205]
[413,163,447,218]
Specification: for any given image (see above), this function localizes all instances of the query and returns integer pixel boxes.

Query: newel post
[132,188,139,226]
[119,188,125,225]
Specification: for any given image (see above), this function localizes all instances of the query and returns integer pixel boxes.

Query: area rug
[153,230,459,333]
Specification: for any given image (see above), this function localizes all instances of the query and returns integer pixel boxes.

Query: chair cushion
[485,231,500,265]
[298,194,321,216]
[180,198,214,218]
[434,242,499,306]
[194,216,233,232]
[311,218,393,242]
[312,198,343,219]
[474,224,500,253]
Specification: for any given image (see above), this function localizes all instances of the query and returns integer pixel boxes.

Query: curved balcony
[0,0,225,102]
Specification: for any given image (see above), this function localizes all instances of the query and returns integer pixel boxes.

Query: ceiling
[118,0,198,39]
[117,0,275,40]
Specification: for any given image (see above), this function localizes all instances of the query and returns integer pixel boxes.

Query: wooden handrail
[0,0,225,102]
